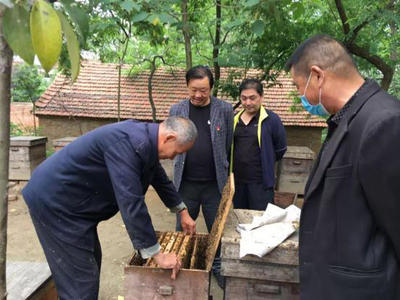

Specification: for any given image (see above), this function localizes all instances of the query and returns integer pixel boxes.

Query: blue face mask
[301,73,329,117]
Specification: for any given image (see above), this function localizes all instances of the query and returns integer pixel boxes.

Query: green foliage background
[11,63,52,103]
[6,0,400,102]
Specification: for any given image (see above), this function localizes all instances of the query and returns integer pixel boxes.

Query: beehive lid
[10,136,47,147]
[205,173,235,271]
[283,146,315,160]
[53,137,77,147]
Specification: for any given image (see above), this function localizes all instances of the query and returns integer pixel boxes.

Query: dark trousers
[175,180,222,272]
[176,180,221,233]
[29,212,102,300]
[233,182,274,211]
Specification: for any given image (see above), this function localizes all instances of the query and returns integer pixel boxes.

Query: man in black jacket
[286,34,400,299]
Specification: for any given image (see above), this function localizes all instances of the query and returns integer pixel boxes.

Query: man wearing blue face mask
[286,34,400,299]
[301,72,329,117]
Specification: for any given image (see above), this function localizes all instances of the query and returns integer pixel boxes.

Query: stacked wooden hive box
[9,136,47,181]
[276,146,315,195]
[221,209,299,300]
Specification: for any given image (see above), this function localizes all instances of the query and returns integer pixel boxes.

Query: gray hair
[162,116,197,145]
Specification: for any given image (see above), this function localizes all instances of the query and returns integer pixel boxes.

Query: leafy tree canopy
[11,63,52,103]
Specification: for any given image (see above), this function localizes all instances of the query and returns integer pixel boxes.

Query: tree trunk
[212,0,221,97]
[117,64,121,122]
[117,34,130,122]
[148,58,158,123]
[181,0,192,71]
[0,4,13,299]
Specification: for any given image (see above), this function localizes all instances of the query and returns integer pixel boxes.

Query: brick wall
[38,116,114,148]
[10,102,38,129]
[38,115,323,157]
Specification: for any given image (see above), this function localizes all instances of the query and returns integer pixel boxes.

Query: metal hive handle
[157,285,174,296]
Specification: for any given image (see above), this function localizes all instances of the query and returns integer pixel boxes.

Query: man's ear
[311,65,324,87]
[165,133,177,143]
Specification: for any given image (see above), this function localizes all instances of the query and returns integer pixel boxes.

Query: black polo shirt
[183,102,216,181]
[233,111,263,184]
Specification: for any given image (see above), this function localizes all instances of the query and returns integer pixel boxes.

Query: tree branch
[335,0,394,90]
[207,27,215,46]
[109,10,130,39]
[334,0,350,34]
[347,19,370,45]
[194,42,212,61]
[346,43,394,90]
[259,51,287,81]
[221,26,235,45]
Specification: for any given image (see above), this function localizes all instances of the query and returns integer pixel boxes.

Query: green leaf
[131,2,141,11]
[292,2,305,19]
[159,13,177,24]
[0,0,13,8]
[60,0,89,46]
[121,0,135,13]
[148,14,160,25]
[226,19,245,29]
[244,0,260,7]
[3,4,35,64]
[251,20,265,37]
[30,0,62,73]
[131,11,148,23]
[57,11,80,81]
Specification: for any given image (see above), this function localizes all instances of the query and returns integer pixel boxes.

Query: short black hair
[185,65,214,88]
[239,78,263,96]
[285,34,358,78]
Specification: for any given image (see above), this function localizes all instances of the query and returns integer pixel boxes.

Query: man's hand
[180,209,196,235]
[153,252,181,279]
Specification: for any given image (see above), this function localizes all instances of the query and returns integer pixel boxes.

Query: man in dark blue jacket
[22,117,197,299]
[230,78,287,210]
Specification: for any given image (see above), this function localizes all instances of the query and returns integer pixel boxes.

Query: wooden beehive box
[124,174,235,299]
[9,136,47,181]
[53,137,77,152]
[276,146,315,195]
[274,191,298,209]
[221,209,299,300]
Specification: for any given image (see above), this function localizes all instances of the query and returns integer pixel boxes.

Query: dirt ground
[7,187,223,299]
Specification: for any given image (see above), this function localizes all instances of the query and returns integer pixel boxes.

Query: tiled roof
[36,60,326,127]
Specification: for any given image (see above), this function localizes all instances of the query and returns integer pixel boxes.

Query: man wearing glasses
[169,65,233,287]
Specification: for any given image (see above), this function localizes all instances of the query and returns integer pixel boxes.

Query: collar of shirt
[239,109,260,126]
[327,79,370,128]
[148,123,159,161]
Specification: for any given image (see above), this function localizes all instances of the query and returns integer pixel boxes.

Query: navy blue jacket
[23,120,183,254]
[231,106,287,189]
